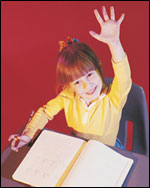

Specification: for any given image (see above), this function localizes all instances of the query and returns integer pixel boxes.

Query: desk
[1,130,149,187]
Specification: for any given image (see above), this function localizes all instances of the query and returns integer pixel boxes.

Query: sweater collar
[79,93,106,110]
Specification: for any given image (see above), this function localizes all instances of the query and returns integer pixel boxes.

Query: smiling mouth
[86,86,97,95]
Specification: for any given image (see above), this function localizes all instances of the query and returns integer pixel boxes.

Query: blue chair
[104,77,149,156]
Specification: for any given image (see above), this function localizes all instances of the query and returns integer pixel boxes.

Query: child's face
[70,70,103,104]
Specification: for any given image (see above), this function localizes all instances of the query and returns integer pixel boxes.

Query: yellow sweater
[24,55,132,146]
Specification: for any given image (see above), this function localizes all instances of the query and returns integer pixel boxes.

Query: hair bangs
[66,60,95,83]
[56,53,95,88]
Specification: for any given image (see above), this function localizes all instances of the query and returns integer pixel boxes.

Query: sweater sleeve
[108,54,132,110]
[23,92,65,139]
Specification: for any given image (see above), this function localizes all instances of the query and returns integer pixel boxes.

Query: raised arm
[89,6,125,62]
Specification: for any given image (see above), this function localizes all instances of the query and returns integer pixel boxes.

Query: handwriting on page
[23,157,57,181]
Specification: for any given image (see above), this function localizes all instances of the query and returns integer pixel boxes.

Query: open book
[12,130,134,187]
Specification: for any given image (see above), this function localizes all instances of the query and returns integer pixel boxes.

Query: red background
[1,1,149,152]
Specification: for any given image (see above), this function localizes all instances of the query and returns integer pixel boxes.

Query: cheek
[74,88,84,96]
[98,79,103,87]
[71,86,83,95]
[73,87,87,98]
[94,75,102,86]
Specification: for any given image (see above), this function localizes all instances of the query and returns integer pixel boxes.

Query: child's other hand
[89,6,125,45]
[8,134,31,152]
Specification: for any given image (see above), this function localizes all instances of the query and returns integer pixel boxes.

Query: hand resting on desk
[8,134,31,152]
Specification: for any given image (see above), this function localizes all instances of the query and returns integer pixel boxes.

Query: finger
[8,134,19,141]
[89,31,100,40]
[102,6,109,21]
[11,139,23,152]
[117,13,125,25]
[13,147,19,152]
[110,6,115,21]
[94,9,103,25]
[89,31,104,42]
[11,139,18,151]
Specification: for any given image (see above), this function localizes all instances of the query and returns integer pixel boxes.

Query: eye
[74,80,80,85]
[87,72,93,78]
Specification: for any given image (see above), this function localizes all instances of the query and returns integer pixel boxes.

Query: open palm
[89,6,125,45]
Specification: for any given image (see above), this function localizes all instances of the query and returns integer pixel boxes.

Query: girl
[9,6,132,152]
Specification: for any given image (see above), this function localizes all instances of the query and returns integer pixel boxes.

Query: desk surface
[1,131,149,187]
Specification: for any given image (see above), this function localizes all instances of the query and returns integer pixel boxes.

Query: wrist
[108,40,121,48]
[108,41,125,63]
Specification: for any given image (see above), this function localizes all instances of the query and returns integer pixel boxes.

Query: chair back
[104,77,149,155]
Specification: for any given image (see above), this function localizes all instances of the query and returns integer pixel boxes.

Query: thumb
[89,31,104,42]
[89,31,100,40]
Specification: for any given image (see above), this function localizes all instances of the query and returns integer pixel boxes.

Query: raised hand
[8,134,31,152]
[89,6,125,46]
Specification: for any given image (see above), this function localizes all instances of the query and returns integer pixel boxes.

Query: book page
[12,130,85,187]
[61,140,133,187]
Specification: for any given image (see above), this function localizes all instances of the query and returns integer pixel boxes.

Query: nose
[81,80,88,89]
